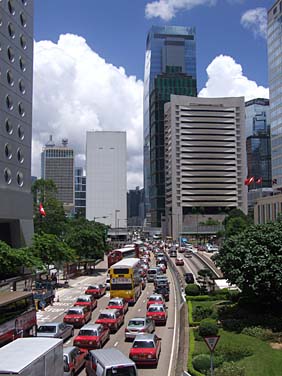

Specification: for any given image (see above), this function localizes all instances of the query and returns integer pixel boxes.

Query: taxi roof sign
[204,336,220,352]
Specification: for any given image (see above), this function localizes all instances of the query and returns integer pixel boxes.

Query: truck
[0,337,64,376]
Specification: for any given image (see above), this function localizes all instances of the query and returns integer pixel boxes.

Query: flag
[273,179,278,185]
[256,177,263,184]
[244,176,255,186]
[39,202,46,217]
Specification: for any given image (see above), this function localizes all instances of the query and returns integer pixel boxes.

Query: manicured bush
[214,361,246,376]
[188,329,205,376]
[241,326,265,339]
[187,295,211,301]
[194,305,213,321]
[192,354,210,373]
[218,343,253,361]
[186,283,201,296]
[221,319,245,333]
[199,318,219,337]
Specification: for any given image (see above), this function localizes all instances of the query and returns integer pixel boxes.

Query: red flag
[256,177,262,184]
[244,176,255,186]
[39,202,46,217]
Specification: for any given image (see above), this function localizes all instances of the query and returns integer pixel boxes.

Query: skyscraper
[41,136,74,211]
[164,95,247,239]
[245,98,272,188]
[86,131,127,228]
[268,1,282,188]
[0,0,34,247]
[74,167,86,217]
[143,25,197,228]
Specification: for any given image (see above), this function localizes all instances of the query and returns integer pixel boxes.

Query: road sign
[204,336,220,352]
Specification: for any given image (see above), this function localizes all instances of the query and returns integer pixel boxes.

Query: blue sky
[32,0,274,188]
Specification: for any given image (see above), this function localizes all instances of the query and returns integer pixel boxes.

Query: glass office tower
[143,26,197,228]
[268,1,282,188]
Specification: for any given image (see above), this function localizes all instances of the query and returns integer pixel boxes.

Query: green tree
[31,233,76,271]
[214,221,282,305]
[32,178,57,203]
[223,209,251,238]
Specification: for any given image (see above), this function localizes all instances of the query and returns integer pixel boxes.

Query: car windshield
[79,329,98,336]
[88,285,99,289]
[148,306,163,312]
[128,320,145,327]
[148,270,157,274]
[37,325,56,333]
[133,340,155,348]
[77,298,88,302]
[106,366,137,376]
[109,301,121,306]
[99,313,114,319]
[67,309,82,315]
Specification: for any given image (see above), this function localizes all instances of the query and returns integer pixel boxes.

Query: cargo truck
[0,337,63,376]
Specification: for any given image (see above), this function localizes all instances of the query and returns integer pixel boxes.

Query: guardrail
[193,252,222,278]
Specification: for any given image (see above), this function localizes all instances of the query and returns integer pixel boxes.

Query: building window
[5,119,13,135]
[5,144,12,160]
[8,0,15,15]
[7,70,14,86]
[21,0,27,5]
[19,79,25,94]
[19,56,26,72]
[6,95,13,110]
[20,35,27,50]
[4,168,12,184]
[8,23,15,39]
[16,171,24,187]
[18,102,25,117]
[20,12,27,28]
[17,148,24,163]
[18,124,24,140]
[7,47,15,62]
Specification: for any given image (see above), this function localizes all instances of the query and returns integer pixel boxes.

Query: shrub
[194,306,213,321]
[199,319,219,337]
[218,344,253,361]
[188,329,205,376]
[221,319,245,333]
[192,354,210,373]
[214,361,246,376]
[186,283,201,296]
[241,326,265,339]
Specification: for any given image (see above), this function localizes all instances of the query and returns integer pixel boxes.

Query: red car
[146,294,166,309]
[95,308,124,333]
[146,304,167,325]
[85,284,106,298]
[63,306,92,328]
[175,257,184,266]
[106,297,128,314]
[129,333,161,367]
[74,295,97,311]
[73,323,110,350]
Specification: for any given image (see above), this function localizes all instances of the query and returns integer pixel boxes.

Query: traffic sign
[204,336,220,352]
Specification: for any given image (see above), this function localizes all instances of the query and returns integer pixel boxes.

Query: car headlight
[89,341,93,344]
[148,354,153,359]
[75,319,79,322]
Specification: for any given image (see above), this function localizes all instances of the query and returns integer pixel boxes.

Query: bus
[107,244,140,268]
[109,258,142,304]
[0,291,37,347]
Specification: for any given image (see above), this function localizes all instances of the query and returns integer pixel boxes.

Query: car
[146,304,167,325]
[184,250,193,258]
[63,306,92,328]
[95,308,124,333]
[141,277,147,290]
[85,284,106,298]
[63,346,86,376]
[146,294,166,309]
[206,244,219,252]
[197,245,206,251]
[106,297,128,314]
[154,275,169,289]
[74,295,97,311]
[37,322,74,341]
[175,257,184,266]
[125,317,155,341]
[105,277,110,290]
[154,286,169,302]
[170,250,177,257]
[184,272,195,284]
[147,268,158,282]
[158,263,167,273]
[73,323,110,350]
[129,333,161,367]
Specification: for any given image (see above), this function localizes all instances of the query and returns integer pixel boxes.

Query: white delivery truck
[0,337,64,376]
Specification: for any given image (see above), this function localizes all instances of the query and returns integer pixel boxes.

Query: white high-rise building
[164,95,247,239]
[86,131,127,228]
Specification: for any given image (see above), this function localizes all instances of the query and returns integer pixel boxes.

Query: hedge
[188,329,205,376]
[188,300,200,327]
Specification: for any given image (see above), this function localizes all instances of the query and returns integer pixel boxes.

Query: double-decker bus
[109,258,142,304]
[107,244,140,268]
[0,291,37,347]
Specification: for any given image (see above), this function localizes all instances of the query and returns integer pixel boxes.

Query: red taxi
[85,284,106,298]
[63,306,92,328]
[106,297,128,314]
[175,257,184,266]
[95,308,124,333]
[74,295,97,311]
[129,333,161,367]
[146,304,167,325]
[73,323,110,350]
[146,294,165,309]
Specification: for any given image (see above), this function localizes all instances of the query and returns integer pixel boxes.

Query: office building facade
[164,95,247,239]
[0,0,34,246]
[86,131,127,228]
[143,25,197,228]
[245,98,272,188]
[41,136,74,210]
[268,1,282,188]
[127,186,144,227]
[75,167,86,217]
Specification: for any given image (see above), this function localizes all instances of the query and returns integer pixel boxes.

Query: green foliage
[188,329,205,376]
[241,326,266,340]
[199,218,220,226]
[34,197,67,236]
[194,306,213,321]
[186,283,201,296]
[192,354,211,373]
[217,343,253,361]
[214,362,246,376]
[214,220,282,306]
[199,319,219,337]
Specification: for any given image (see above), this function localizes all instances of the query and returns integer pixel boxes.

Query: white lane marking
[168,268,178,376]
[114,341,119,347]
[138,308,141,312]
[65,339,71,345]
[143,299,146,303]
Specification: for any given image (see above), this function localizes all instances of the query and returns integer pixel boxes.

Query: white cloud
[33,34,143,190]
[241,7,267,38]
[199,55,269,101]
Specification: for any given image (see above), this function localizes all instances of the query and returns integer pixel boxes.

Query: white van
[85,348,137,376]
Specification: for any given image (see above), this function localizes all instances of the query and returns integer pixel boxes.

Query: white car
[206,244,219,252]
